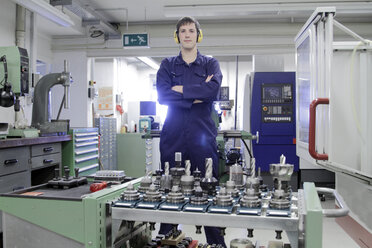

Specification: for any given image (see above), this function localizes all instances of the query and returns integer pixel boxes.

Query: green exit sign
[123,33,149,47]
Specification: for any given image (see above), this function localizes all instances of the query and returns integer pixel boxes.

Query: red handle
[309,98,329,160]
[90,181,107,192]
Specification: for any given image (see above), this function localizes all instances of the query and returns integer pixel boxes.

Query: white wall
[37,33,53,65]
[94,58,115,116]
[0,1,16,46]
[51,51,89,128]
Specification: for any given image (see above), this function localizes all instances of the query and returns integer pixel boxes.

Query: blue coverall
[156,51,226,247]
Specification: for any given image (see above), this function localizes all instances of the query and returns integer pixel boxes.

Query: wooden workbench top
[0,135,72,149]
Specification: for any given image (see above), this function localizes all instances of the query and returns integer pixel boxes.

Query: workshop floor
[153,197,361,247]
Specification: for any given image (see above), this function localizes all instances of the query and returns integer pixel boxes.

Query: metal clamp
[316,187,349,217]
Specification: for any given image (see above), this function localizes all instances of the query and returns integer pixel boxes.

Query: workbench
[0,135,71,232]
[0,178,145,248]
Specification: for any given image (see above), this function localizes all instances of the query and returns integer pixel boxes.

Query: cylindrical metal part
[181,174,194,196]
[230,238,254,248]
[175,152,182,167]
[225,180,239,198]
[160,174,172,192]
[143,184,162,202]
[64,85,70,109]
[121,184,140,201]
[213,187,233,207]
[240,188,261,208]
[166,185,185,204]
[190,186,208,205]
[138,176,152,193]
[64,60,69,72]
[230,163,244,188]
[245,177,261,197]
[269,189,291,209]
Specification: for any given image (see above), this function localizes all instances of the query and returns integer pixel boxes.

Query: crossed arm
[156,59,222,108]
[171,74,214,103]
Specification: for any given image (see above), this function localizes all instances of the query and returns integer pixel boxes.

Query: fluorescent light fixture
[12,0,74,27]
[164,2,372,17]
[137,57,160,70]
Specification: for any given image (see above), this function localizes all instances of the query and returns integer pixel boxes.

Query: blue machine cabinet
[251,72,299,173]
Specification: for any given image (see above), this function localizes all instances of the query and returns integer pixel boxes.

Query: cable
[0,55,8,86]
[241,138,253,159]
[56,94,65,121]
[89,26,104,38]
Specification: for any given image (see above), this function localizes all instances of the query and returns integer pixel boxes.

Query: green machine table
[0,178,147,248]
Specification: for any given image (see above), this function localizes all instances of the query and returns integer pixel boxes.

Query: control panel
[261,83,293,123]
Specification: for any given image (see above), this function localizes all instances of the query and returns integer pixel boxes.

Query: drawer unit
[0,170,31,193]
[0,136,69,232]
[31,153,61,170]
[0,146,29,176]
[31,143,61,157]
[95,117,117,170]
[30,142,62,185]
[0,170,31,232]
[63,128,99,177]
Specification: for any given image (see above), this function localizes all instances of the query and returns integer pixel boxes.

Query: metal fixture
[31,60,72,135]
[190,186,208,205]
[200,158,218,196]
[213,187,233,207]
[180,160,195,196]
[12,0,74,27]
[143,184,162,202]
[170,152,185,187]
[240,187,261,208]
[50,0,120,39]
[121,184,140,202]
[225,180,239,198]
[166,186,185,204]
[160,162,173,193]
[138,174,152,193]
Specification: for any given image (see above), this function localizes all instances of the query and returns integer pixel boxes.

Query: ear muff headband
[174,29,203,44]
[197,29,203,43]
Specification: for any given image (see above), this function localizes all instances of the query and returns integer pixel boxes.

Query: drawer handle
[43,159,54,164]
[43,147,54,152]
[4,159,18,165]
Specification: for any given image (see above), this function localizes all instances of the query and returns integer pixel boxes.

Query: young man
[156,16,226,246]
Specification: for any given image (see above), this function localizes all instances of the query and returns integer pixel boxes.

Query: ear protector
[174,29,203,44]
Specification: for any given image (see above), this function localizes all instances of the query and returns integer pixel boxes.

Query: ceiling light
[164,2,372,17]
[12,0,74,27]
[137,57,160,70]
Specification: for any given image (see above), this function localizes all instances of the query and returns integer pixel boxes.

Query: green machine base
[0,178,149,248]
[7,127,39,138]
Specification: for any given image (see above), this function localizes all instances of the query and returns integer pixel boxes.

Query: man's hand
[171,85,183,93]
[205,74,214,82]
[193,99,203,104]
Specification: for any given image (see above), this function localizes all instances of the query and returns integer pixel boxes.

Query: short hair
[175,16,201,34]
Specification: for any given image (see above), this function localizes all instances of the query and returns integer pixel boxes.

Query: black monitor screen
[263,86,281,99]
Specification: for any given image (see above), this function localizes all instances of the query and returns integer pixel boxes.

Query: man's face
[178,22,198,50]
